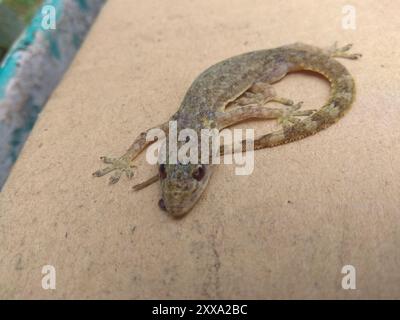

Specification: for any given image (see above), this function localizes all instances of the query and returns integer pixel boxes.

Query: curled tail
[252,43,361,150]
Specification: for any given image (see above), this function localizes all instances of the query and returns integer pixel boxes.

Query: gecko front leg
[93,122,169,184]
[216,103,314,157]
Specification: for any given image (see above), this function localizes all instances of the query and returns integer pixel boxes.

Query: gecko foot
[327,42,362,60]
[277,101,316,128]
[92,156,136,184]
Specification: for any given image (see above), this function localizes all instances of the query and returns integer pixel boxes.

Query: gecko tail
[250,47,358,151]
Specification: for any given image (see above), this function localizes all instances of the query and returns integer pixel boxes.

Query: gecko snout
[160,181,196,217]
[159,164,213,217]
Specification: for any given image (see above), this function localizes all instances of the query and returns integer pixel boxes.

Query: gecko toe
[92,166,114,177]
[328,42,362,60]
[109,171,122,184]
[347,53,362,60]
[291,101,304,110]
[124,168,135,179]
[100,156,117,164]
[339,43,353,52]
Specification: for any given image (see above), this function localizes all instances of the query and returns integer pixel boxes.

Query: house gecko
[93,42,361,217]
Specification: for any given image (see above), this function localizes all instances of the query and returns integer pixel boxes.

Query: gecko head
[158,163,212,218]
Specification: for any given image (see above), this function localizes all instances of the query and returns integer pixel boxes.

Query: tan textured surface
[1,0,400,299]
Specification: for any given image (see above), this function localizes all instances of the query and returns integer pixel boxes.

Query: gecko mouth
[164,202,192,217]
[169,209,190,218]
[159,197,190,216]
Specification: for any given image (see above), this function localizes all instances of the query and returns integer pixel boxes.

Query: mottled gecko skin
[93,42,361,217]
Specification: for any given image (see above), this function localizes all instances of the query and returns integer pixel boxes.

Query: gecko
[93,42,361,217]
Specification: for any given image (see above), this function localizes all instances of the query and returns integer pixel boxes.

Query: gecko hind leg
[326,42,362,60]
[231,82,294,108]
[218,101,315,129]
[217,103,316,157]
[224,81,316,130]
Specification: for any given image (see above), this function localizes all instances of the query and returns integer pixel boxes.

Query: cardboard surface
[1,0,400,298]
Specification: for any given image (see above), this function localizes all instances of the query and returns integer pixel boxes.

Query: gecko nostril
[159,164,167,179]
[158,198,166,211]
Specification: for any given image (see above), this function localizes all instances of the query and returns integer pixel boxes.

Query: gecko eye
[159,164,167,179]
[192,165,205,181]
